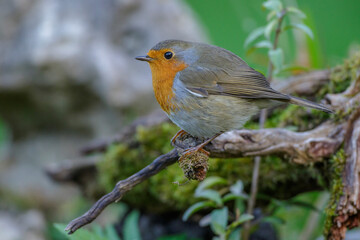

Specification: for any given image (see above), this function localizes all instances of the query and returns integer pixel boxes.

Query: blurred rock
[0,0,204,118]
[0,210,46,240]
[0,0,206,219]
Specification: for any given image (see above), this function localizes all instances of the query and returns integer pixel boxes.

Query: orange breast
[148,52,188,113]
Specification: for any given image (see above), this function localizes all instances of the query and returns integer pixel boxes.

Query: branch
[328,76,360,239]
[79,70,330,156]
[65,121,343,234]
[208,122,344,164]
[65,149,179,234]
[63,69,358,235]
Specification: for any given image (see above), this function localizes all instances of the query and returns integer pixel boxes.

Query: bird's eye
[164,51,173,59]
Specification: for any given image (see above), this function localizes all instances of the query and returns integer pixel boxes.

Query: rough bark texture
[327,72,360,240]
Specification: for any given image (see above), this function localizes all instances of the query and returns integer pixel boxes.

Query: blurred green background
[185,0,360,72]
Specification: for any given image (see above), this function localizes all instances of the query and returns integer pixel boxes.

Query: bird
[136,40,333,155]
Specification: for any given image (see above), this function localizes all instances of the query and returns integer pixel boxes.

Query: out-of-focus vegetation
[0,118,9,157]
[185,0,360,72]
[183,177,252,240]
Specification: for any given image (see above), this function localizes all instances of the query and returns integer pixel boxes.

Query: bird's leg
[183,133,222,157]
[171,129,188,145]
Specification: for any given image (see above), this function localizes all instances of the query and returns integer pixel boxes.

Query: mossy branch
[63,54,360,239]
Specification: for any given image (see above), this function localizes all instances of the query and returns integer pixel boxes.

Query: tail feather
[289,96,334,114]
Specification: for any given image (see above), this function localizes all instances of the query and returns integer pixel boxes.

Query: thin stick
[65,149,179,234]
[242,9,286,240]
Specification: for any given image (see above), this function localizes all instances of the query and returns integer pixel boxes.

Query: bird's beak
[135,55,153,62]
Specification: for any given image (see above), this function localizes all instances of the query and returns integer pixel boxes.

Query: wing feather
[178,64,290,101]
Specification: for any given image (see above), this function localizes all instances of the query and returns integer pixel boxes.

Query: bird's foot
[181,132,222,157]
[171,129,188,145]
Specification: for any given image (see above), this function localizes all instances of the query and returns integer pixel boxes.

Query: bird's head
[135,40,199,78]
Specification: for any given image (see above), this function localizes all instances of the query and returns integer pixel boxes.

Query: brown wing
[178,64,290,101]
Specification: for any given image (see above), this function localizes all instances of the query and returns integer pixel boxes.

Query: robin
[136,40,333,155]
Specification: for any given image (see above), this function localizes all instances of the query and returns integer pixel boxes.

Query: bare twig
[65,149,179,234]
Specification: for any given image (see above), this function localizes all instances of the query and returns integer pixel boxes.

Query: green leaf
[264,19,277,39]
[263,0,283,12]
[255,40,273,49]
[199,213,212,227]
[237,214,254,224]
[55,223,107,240]
[230,180,244,196]
[222,193,247,203]
[286,200,320,212]
[269,48,284,72]
[104,224,121,240]
[196,176,228,194]
[195,189,223,206]
[157,234,188,240]
[245,40,272,55]
[211,222,226,235]
[183,201,216,221]
[123,210,142,240]
[289,23,314,39]
[210,207,228,235]
[262,216,286,225]
[244,27,265,48]
[286,7,306,19]
[226,214,253,234]
[54,224,70,239]
[267,10,277,21]
[93,225,104,237]
[228,228,241,240]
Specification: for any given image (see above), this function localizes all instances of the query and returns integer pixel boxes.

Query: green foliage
[269,191,328,240]
[53,203,142,240]
[123,210,142,240]
[245,0,314,76]
[323,149,346,237]
[320,51,360,98]
[0,117,10,158]
[54,223,120,240]
[183,177,253,240]
[157,234,201,240]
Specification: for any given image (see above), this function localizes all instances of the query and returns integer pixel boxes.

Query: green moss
[323,148,346,237]
[97,121,323,212]
[320,51,360,98]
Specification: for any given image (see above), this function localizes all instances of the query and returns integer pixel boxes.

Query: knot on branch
[172,132,210,181]
[178,151,209,181]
